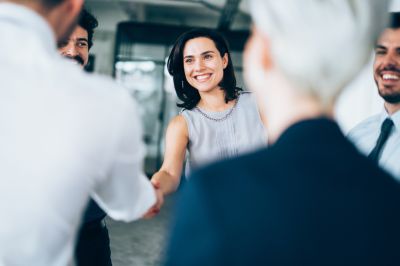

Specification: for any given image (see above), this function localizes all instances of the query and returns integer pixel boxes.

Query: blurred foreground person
[57,8,112,266]
[0,0,158,265]
[349,12,400,180]
[165,1,400,265]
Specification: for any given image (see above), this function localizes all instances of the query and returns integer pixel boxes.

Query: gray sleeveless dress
[180,91,267,177]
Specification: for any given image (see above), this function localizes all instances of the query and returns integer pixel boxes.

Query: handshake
[143,179,165,219]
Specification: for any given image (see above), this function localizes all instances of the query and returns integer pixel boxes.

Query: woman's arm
[151,114,189,196]
[144,115,189,218]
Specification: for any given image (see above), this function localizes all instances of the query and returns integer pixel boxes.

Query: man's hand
[143,180,164,219]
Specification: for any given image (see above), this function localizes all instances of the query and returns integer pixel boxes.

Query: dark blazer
[165,118,400,266]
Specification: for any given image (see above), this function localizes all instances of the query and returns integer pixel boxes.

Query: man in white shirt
[349,12,400,180]
[57,8,113,266]
[0,0,161,265]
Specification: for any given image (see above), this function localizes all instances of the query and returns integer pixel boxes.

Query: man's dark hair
[78,8,98,49]
[389,12,400,29]
[167,28,241,110]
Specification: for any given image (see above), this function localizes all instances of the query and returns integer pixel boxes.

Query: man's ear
[51,0,83,41]
[243,25,276,97]
[62,0,84,19]
[251,27,274,71]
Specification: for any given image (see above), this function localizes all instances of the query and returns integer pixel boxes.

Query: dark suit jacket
[165,118,400,266]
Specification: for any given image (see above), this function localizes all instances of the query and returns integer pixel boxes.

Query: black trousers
[75,219,112,266]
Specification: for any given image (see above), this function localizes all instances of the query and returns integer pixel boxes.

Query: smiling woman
[145,28,268,218]
[168,28,239,110]
[183,37,227,96]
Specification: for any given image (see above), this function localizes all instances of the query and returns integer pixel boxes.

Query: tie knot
[381,118,394,133]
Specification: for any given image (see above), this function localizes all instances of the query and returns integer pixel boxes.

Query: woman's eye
[204,54,213,59]
[184,58,193,64]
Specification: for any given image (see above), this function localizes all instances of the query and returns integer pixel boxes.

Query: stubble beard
[377,81,400,104]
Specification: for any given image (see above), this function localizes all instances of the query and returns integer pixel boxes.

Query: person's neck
[9,0,59,42]
[384,101,400,116]
[11,0,48,17]
[263,95,331,145]
[197,89,234,112]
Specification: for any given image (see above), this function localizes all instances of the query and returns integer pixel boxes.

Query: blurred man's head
[373,12,400,109]
[246,0,388,105]
[9,0,83,44]
[58,8,98,67]
[244,0,389,141]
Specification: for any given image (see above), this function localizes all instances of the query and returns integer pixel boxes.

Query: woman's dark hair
[167,28,241,110]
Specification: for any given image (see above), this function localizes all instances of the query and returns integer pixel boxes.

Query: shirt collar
[274,116,342,148]
[0,2,57,53]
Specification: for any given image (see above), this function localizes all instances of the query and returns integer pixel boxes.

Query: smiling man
[349,12,400,180]
[0,0,158,265]
[58,8,96,68]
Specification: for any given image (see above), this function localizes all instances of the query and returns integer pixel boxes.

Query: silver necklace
[194,96,239,122]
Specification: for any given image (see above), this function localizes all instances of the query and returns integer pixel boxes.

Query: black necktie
[368,118,394,162]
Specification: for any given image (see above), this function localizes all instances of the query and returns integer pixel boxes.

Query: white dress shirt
[0,3,155,266]
[348,109,400,181]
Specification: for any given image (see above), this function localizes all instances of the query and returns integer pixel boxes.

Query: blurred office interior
[79,1,399,264]
[85,0,400,177]
[86,0,252,177]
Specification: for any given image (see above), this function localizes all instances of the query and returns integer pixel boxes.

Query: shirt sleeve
[90,94,156,222]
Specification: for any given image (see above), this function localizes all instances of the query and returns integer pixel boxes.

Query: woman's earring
[182,80,184,89]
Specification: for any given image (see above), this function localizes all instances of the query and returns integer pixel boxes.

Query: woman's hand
[142,180,164,219]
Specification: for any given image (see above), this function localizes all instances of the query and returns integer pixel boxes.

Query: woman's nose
[193,59,205,71]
